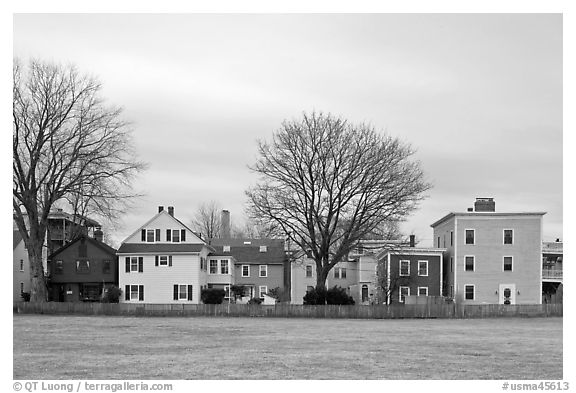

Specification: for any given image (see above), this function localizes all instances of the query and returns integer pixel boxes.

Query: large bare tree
[191,201,223,239]
[13,59,146,302]
[246,112,431,291]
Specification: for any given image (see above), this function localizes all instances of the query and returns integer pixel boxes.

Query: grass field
[13,315,562,380]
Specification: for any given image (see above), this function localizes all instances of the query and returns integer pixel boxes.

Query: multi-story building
[117,206,214,304]
[431,198,545,305]
[47,229,118,302]
[209,238,289,303]
[542,239,562,303]
[13,231,30,302]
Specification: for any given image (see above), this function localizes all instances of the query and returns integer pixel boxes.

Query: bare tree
[231,215,283,239]
[13,59,146,302]
[246,111,431,291]
[191,201,222,239]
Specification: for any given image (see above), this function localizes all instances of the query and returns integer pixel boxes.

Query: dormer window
[259,245,267,253]
[223,245,230,252]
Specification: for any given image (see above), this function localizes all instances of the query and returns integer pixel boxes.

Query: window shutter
[181,229,186,241]
[169,256,173,267]
[166,229,172,242]
[141,229,146,241]
[173,285,178,300]
[138,257,144,272]
[155,229,160,241]
[139,285,144,301]
[125,257,130,273]
[187,285,193,301]
[125,285,130,301]
[155,256,159,266]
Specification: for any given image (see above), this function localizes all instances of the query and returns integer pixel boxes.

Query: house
[13,230,30,302]
[209,238,289,302]
[542,239,562,303]
[47,230,118,302]
[431,198,545,305]
[375,237,444,304]
[116,206,215,304]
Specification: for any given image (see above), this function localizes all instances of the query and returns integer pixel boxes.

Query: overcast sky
[13,13,563,247]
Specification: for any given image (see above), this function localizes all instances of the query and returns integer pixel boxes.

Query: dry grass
[13,315,562,380]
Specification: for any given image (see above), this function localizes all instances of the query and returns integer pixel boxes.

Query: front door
[499,284,516,305]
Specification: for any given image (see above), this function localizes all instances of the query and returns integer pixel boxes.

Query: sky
[12,13,563,247]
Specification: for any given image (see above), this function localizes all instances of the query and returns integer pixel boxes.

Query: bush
[20,292,31,302]
[247,297,262,305]
[101,286,121,303]
[201,288,225,304]
[303,286,355,305]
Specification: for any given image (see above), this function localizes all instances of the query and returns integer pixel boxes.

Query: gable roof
[209,242,286,265]
[121,210,204,244]
[117,243,212,254]
[430,211,546,228]
[48,235,117,259]
[13,230,23,250]
[209,238,285,248]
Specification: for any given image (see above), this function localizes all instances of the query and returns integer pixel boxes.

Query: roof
[209,243,286,265]
[121,210,203,244]
[430,211,546,228]
[13,230,23,250]
[209,238,285,247]
[117,243,212,254]
[376,247,446,260]
[48,235,117,259]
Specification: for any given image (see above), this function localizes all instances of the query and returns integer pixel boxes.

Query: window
[450,256,453,273]
[465,285,475,300]
[259,245,267,252]
[223,245,230,252]
[171,229,180,243]
[103,260,111,274]
[242,265,250,277]
[76,260,90,274]
[126,285,144,301]
[437,237,441,248]
[259,285,268,299]
[200,257,207,270]
[399,286,410,303]
[503,256,513,271]
[334,267,346,279]
[465,256,475,271]
[465,229,475,245]
[19,259,24,272]
[125,256,143,272]
[259,265,268,277]
[146,229,155,242]
[504,230,513,245]
[305,265,313,277]
[157,255,168,266]
[450,231,453,246]
[418,260,428,276]
[209,260,218,274]
[399,260,410,276]
[220,260,229,274]
[418,287,428,296]
[443,234,446,247]
[54,260,63,274]
[178,285,189,300]
[20,282,24,294]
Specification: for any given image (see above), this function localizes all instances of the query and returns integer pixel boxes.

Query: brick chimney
[221,210,231,239]
[158,206,164,213]
[168,206,174,216]
[409,234,415,248]
[474,198,495,212]
[94,227,103,242]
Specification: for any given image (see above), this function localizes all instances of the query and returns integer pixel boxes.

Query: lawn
[13,315,562,380]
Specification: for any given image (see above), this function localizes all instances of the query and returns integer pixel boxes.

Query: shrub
[303,286,355,305]
[101,286,121,303]
[201,288,225,304]
[20,292,31,302]
[247,297,262,305]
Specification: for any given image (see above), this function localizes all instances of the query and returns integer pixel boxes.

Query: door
[499,284,516,305]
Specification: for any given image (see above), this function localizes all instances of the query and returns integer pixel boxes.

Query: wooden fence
[14,302,563,319]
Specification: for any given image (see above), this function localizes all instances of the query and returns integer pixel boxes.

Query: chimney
[158,206,164,213]
[474,198,495,212]
[467,207,474,212]
[221,210,231,239]
[168,206,174,216]
[409,235,415,248]
[94,227,103,242]
[556,238,561,243]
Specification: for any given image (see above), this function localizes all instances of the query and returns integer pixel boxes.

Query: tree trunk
[27,243,48,302]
